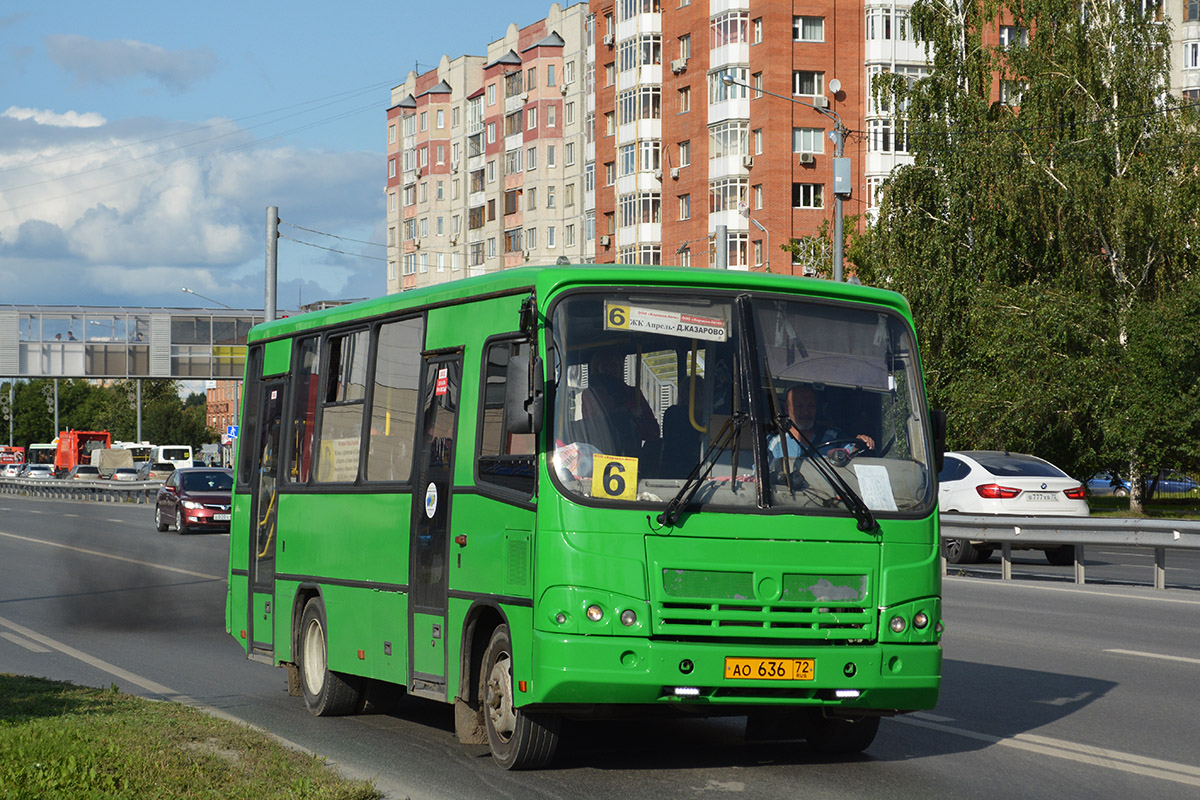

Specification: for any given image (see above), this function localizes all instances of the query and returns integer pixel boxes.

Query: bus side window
[290,337,320,484]
[314,330,369,483]
[477,337,536,496]
[366,316,424,483]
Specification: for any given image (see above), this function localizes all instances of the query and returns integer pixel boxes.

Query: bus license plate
[724,657,814,681]
[214,514,231,521]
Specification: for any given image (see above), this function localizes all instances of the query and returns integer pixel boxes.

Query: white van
[152,445,194,471]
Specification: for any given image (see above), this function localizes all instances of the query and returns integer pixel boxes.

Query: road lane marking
[0,530,221,581]
[945,576,1200,605]
[1104,648,1200,666]
[895,716,1200,786]
[1,631,50,652]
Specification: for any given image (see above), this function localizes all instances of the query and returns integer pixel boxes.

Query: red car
[155,468,234,534]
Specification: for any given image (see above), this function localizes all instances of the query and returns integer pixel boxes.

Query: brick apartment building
[387,0,1200,286]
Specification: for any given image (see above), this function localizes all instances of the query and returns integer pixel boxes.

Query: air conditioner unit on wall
[670,58,687,74]
[600,234,611,246]
[654,168,663,180]
[742,155,754,168]
[798,152,815,164]
[603,33,614,47]
[812,96,829,108]
[670,167,680,180]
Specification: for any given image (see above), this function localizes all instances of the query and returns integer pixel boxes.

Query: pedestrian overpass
[0,305,267,380]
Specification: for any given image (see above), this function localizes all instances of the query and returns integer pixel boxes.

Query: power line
[280,220,386,248]
[279,234,387,262]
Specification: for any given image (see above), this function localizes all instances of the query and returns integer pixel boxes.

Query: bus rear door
[409,351,462,700]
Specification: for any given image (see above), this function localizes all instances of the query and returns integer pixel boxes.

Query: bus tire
[298,598,362,716]
[155,506,168,532]
[481,624,560,769]
[805,712,880,755]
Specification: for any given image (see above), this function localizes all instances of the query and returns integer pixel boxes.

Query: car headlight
[181,500,203,510]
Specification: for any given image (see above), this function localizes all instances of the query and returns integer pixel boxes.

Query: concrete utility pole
[715,224,728,269]
[266,206,279,322]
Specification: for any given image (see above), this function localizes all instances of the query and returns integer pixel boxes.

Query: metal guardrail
[940,515,1200,590]
[0,476,160,504]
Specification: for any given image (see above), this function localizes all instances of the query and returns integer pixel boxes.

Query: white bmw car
[938,450,1088,565]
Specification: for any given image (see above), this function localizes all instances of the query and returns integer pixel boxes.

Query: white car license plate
[214,513,231,521]
[1026,492,1057,502]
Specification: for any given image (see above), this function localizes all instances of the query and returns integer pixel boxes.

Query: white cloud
[0,112,384,308]
[3,105,106,128]
[44,34,217,94]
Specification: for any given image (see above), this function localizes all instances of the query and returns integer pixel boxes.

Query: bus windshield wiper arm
[657,412,747,528]
[778,418,879,533]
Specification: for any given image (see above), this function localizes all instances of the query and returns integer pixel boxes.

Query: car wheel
[155,505,168,532]
[1114,488,1129,498]
[298,597,362,716]
[481,624,560,769]
[975,547,995,562]
[175,509,186,535]
[1044,546,1075,566]
[942,537,981,564]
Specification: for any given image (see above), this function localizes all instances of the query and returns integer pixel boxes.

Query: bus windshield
[548,290,935,517]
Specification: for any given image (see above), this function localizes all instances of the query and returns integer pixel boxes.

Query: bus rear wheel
[481,624,560,769]
[298,598,362,716]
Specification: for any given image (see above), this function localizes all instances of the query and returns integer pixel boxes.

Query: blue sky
[0,1,569,311]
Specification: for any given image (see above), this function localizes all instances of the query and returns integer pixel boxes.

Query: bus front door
[409,353,461,700]
[249,379,285,656]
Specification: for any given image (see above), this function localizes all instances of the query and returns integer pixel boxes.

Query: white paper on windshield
[604,301,728,342]
[853,464,898,511]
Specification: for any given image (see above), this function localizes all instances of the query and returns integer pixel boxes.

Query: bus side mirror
[505,352,544,435]
[931,409,947,474]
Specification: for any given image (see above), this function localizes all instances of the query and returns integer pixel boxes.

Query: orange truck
[54,431,111,477]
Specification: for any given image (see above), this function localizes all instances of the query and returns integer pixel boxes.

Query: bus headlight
[586,604,604,622]
[913,612,929,629]
[889,615,907,634]
[620,609,637,627]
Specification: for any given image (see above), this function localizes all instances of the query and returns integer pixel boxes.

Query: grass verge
[0,674,380,799]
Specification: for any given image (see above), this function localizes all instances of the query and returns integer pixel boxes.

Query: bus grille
[653,568,875,641]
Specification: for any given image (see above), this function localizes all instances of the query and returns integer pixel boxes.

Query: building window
[710,68,749,103]
[679,34,691,60]
[709,120,749,159]
[752,72,763,98]
[437,109,445,128]
[793,71,824,96]
[566,102,575,125]
[679,193,690,220]
[1186,41,1200,69]
[752,17,762,44]
[606,161,616,184]
[679,140,691,166]
[709,177,748,213]
[528,107,538,129]
[526,227,537,249]
[566,142,576,166]
[793,127,825,154]
[487,84,496,105]
[548,145,556,167]
[389,158,397,178]
[1188,0,1200,21]
[547,104,556,127]
[752,183,762,209]
[527,146,538,170]
[792,183,823,209]
[420,111,427,131]
[710,11,749,49]
[487,122,496,143]
[867,9,892,40]
[794,16,824,41]
[999,25,1028,48]
[388,123,396,143]
[752,128,762,154]
[679,86,691,112]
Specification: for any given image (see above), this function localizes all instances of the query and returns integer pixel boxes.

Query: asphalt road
[2,495,1198,799]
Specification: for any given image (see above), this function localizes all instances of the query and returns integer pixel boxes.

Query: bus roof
[245,265,913,343]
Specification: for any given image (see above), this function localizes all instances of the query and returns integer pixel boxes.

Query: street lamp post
[721,71,849,281]
[181,287,234,309]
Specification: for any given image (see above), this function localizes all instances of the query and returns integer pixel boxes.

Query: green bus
[226,265,945,769]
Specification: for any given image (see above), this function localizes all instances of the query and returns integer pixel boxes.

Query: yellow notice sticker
[591,454,639,501]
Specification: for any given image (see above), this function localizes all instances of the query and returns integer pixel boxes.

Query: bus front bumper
[526,631,941,712]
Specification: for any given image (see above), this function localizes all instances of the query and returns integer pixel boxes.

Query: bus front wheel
[298,598,362,716]
[805,712,881,755]
[481,624,560,769]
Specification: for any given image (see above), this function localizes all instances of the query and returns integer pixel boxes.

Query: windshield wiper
[657,411,747,528]
[777,416,880,533]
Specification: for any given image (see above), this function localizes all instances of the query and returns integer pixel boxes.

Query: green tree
[851,0,1200,511]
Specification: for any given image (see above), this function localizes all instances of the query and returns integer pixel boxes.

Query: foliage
[0,379,217,451]
[0,674,379,799]
[850,0,1200,508]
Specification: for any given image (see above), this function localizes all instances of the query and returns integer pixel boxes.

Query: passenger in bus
[660,377,706,477]
[769,384,874,460]
[580,348,660,458]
